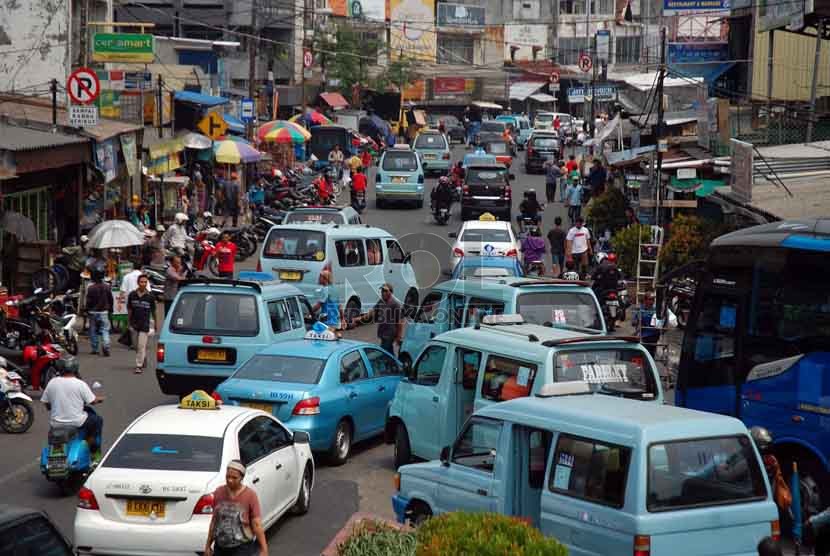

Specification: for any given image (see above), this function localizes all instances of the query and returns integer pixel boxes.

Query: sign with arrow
[197,112,228,140]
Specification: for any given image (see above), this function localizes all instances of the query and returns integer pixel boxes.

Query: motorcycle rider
[431,176,454,217]
[162,213,191,254]
[351,165,367,212]
[518,189,544,228]
[521,227,546,275]
[41,359,104,461]
[591,252,622,299]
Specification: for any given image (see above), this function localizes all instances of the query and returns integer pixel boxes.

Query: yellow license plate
[126,499,166,518]
[424,154,436,159]
[197,349,227,362]
[392,176,406,183]
[243,401,273,413]
[279,270,302,281]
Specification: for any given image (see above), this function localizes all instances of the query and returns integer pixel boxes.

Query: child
[562,259,581,281]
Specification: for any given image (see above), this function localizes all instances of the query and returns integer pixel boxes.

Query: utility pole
[806,20,826,143]
[80,0,90,66]
[50,79,58,130]
[247,0,258,140]
[590,34,597,140]
[302,0,309,117]
[654,26,666,227]
[766,29,775,140]
[157,74,164,138]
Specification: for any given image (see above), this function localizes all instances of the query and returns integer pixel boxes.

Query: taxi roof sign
[305,321,338,341]
[479,212,497,221]
[180,390,219,410]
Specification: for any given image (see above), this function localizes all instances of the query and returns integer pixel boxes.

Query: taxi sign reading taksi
[305,322,338,341]
[479,212,496,221]
[179,390,219,410]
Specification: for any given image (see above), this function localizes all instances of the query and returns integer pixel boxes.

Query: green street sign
[92,33,154,63]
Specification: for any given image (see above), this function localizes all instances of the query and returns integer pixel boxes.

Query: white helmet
[205,227,222,241]
[80,235,89,244]
[174,212,189,224]
[274,170,283,178]
[203,211,213,219]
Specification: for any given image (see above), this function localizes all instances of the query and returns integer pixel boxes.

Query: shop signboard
[504,24,548,61]
[668,42,728,64]
[663,0,729,14]
[434,77,467,95]
[596,30,611,62]
[567,84,616,103]
[92,33,154,63]
[730,139,754,203]
[390,0,436,61]
[437,3,485,26]
[330,0,386,20]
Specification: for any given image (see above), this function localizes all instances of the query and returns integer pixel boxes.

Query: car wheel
[408,501,432,527]
[404,288,419,318]
[291,465,312,515]
[394,423,412,468]
[344,298,361,323]
[328,419,352,466]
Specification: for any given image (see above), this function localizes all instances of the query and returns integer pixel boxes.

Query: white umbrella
[87,220,146,249]
[0,211,36,241]
[181,132,212,150]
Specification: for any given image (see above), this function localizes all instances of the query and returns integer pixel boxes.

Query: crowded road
[0,143,574,554]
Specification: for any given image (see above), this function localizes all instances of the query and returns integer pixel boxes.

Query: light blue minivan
[259,223,419,321]
[375,144,425,208]
[393,392,779,555]
[497,115,531,149]
[413,129,451,175]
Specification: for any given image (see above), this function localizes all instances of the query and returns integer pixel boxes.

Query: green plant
[612,223,652,278]
[586,188,629,235]
[416,512,567,556]
[659,214,732,274]
[337,520,417,556]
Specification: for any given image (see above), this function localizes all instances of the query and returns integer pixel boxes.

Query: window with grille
[616,36,642,64]
[437,34,474,65]
[2,187,50,241]
[556,37,590,65]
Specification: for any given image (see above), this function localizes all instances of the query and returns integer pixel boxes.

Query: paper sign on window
[553,309,566,324]
[553,463,573,490]
[517,366,530,387]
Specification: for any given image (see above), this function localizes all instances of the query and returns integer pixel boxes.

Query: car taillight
[462,185,469,195]
[256,260,262,272]
[394,472,401,492]
[78,487,100,510]
[293,396,321,415]
[202,336,222,344]
[505,249,517,257]
[453,247,464,257]
[442,153,450,159]
[608,292,617,300]
[156,342,165,363]
[633,535,650,556]
[527,147,534,155]
[504,186,512,200]
[193,493,215,515]
[211,391,223,403]
[771,520,780,541]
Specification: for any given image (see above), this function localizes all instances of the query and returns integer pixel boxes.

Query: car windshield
[462,265,518,278]
[462,228,512,243]
[466,168,505,185]
[553,348,658,399]
[516,291,603,331]
[532,138,559,149]
[263,228,326,260]
[171,292,259,337]
[480,121,505,132]
[234,354,326,384]
[284,211,343,225]
[103,434,223,471]
[382,151,418,171]
[536,114,554,122]
[443,115,460,126]
[648,436,767,511]
[415,134,446,149]
[486,142,509,154]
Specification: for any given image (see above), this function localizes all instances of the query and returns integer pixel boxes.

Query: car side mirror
[440,446,450,466]
[293,431,310,444]
[448,232,457,238]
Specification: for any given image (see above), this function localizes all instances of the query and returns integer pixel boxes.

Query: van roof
[479,395,747,445]
[431,277,593,300]
[270,223,393,238]
[178,278,303,298]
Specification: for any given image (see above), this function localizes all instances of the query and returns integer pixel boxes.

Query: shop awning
[174,90,230,107]
[223,113,246,134]
[509,81,544,101]
[320,92,349,109]
[670,176,728,197]
[472,101,503,110]
[146,137,186,175]
[529,93,556,103]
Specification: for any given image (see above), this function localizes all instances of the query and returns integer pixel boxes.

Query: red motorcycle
[193,227,221,276]
[22,341,65,391]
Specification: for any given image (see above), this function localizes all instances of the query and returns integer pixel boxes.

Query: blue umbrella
[792,461,802,544]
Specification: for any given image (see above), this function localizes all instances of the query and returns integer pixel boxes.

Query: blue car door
[401,291,447,361]
[339,350,375,439]
[360,347,401,434]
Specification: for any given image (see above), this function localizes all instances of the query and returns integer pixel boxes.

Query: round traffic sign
[578,53,593,73]
[303,50,313,69]
[67,67,101,105]
[550,70,560,84]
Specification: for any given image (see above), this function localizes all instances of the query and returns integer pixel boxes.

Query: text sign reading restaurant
[93,33,155,63]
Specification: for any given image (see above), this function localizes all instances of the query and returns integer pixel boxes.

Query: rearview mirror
[440,446,450,466]
[293,431,310,444]
[447,232,457,238]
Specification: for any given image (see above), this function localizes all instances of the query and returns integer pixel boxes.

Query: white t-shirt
[566,226,591,254]
[121,269,142,297]
[41,376,95,427]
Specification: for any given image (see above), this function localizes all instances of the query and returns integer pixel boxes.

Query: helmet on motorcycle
[750,426,773,452]
[174,212,189,224]
[274,170,283,179]
[205,227,222,241]
[55,356,80,376]
[606,253,617,263]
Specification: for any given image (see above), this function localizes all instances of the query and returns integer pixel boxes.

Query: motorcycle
[40,381,103,495]
[433,204,450,225]
[193,228,221,277]
[667,276,695,328]
[0,361,34,434]
[21,341,69,391]
[0,289,54,352]
[518,216,540,238]
[598,281,629,332]
[43,291,79,356]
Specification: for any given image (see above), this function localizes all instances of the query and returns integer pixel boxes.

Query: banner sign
[668,42,728,64]
[434,77,467,95]
[664,0,728,12]
[730,139,754,203]
[567,84,617,104]
[92,33,154,63]
[437,3,485,25]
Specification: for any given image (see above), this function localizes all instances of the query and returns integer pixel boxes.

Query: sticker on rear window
[315,250,325,261]
[553,309,566,324]
[580,364,629,383]
[176,318,184,326]
[517,367,530,387]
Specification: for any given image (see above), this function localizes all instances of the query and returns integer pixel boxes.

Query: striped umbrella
[213,138,261,164]
[289,111,332,126]
[256,120,311,144]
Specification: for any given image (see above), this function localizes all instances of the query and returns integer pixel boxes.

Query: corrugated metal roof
[509,81,544,101]
[529,93,556,103]
[174,90,230,107]
[0,124,89,152]
[320,92,349,108]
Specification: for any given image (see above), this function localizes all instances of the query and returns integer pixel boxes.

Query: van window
[171,293,259,337]
[647,435,766,512]
[263,229,326,260]
[464,298,505,326]
[383,151,418,172]
[528,429,553,489]
[415,134,446,149]
[550,435,631,508]
[366,239,383,265]
[452,418,501,472]
[0,516,72,556]
[267,300,292,333]
[284,211,343,225]
[516,291,603,331]
[414,345,446,385]
[386,240,406,263]
[416,291,444,322]
[286,297,305,329]
[554,348,658,399]
[365,348,401,376]
[336,240,366,267]
[458,348,482,390]
[340,351,369,383]
[481,355,537,401]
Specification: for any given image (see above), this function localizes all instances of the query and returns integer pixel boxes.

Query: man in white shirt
[41,364,105,459]
[565,216,592,276]
[119,267,143,350]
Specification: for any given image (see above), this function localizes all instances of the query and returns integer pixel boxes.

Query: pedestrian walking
[215,231,238,279]
[223,173,241,227]
[587,159,608,197]
[86,269,112,357]
[565,216,592,277]
[349,283,403,355]
[127,274,157,374]
[164,256,187,315]
[547,217,566,277]
[204,460,268,556]
[247,180,264,217]
[544,159,562,203]
[565,179,584,224]
[118,267,143,349]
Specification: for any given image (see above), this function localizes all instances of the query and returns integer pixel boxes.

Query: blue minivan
[375,145,425,208]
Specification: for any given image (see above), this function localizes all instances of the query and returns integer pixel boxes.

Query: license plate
[126,499,166,518]
[607,301,619,306]
[279,270,302,281]
[392,176,406,183]
[609,306,617,317]
[243,401,273,413]
[424,154,436,159]
[196,348,227,362]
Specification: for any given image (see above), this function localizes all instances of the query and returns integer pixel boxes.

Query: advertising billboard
[330,0,387,21]
[663,0,728,14]
[504,24,548,61]
[390,0,436,61]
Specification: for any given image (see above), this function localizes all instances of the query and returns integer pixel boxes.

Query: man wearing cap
[349,283,404,355]
[205,459,268,556]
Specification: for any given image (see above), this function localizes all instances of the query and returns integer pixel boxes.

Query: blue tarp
[174,91,230,107]
[223,113,245,134]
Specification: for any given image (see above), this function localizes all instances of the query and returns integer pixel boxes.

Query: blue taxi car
[214,325,403,465]
[450,255,524,280]
[376,144,425,208]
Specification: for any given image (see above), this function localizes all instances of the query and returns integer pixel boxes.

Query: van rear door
[261,227,328,293]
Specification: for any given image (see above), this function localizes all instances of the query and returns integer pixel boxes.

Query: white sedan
[448,216,521,272]
[74,392,314,556]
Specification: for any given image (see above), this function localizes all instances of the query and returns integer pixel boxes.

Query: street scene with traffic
[2,1,830,555]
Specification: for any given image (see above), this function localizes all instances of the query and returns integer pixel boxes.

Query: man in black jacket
[127,274,157,374]
[86,270,112,356]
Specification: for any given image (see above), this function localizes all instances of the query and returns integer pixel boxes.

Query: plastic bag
[666,307,679,329]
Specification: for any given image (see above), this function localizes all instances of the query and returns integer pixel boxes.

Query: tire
[207,256,220,277]
[328,419,352,466]
[394,423,412,469]
[403,289,419,318]
[780,452,826,527]
[0,398,34,433]
[32,268,58,294]
[344,298,361,323]
[408,501,432,527]
[291,465,312,515]
[65,335,79,356]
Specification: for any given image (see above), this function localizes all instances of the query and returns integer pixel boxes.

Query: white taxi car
[448,213,521,273]
[74,391,314,556]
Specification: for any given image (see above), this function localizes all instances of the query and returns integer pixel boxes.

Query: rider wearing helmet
[432,175,454,212]
[162,212,191,252]
[518,188,543,226]
[520,226,546,274]
[590,251,622,298]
